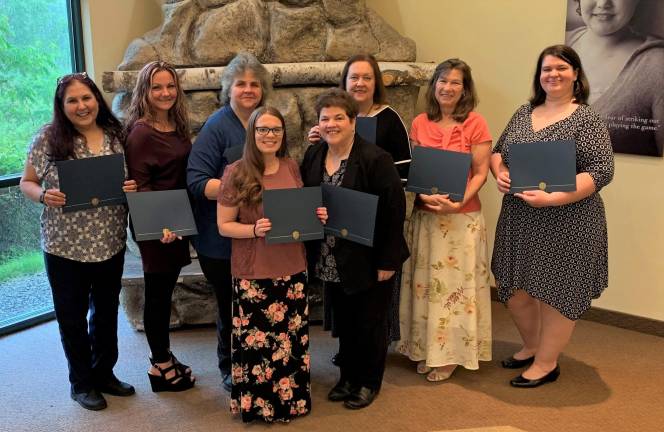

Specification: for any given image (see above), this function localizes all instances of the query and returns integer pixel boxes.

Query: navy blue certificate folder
[405,146,471,202]
[56,153,126,213]
[263,186,324,244]
[126,189,198,241]
[509,140,577,193]
[321,184,379,247]
[356,116,377,145]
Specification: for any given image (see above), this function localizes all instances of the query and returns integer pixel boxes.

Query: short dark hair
[530,44,589,107]
[315,88,359,119]
[424,58,478,123]
[339,54,387,105]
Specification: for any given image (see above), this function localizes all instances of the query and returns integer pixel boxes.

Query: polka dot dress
[491,104,614,320]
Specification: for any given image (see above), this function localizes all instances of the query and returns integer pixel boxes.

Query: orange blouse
[410,111,492,213]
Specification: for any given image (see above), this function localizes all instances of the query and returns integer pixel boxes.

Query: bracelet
[39,189,46,205]
[252,223,258,238]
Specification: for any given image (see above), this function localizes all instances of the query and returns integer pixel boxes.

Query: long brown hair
[125,61,190,139]
[339,54,387,105]
[425,58,478,123]
[529,45,589,107]
[46,73,124,160]
[230,106,289,206]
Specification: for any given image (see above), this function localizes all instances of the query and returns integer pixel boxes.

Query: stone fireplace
[104,0,434,329]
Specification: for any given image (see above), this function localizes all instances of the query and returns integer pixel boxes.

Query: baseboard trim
[490,287,664,338]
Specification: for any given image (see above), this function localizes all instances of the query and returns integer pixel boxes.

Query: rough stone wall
[115,0,423,328]
[118,0,415,70]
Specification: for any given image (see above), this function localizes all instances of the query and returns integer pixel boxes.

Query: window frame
[0,0,84,336]
[0,0,85,188]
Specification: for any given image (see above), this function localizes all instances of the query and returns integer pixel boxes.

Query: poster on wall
[565,0,664,157]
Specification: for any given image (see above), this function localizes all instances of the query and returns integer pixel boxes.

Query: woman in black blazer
[300,88,408,409]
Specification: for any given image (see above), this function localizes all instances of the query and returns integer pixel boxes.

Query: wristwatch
[39,189,46,204]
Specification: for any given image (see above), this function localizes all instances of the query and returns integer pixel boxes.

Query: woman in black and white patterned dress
[490,45,614,388]
[20,73,137,410]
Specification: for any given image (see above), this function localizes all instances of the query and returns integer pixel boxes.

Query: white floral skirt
[397,209,492,370]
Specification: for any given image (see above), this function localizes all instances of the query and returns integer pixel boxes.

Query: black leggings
[143,270,181,363]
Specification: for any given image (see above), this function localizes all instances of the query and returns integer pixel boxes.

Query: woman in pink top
[218,106,326,423]
[397,59,493,382]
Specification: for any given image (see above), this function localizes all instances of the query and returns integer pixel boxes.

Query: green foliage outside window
[0,0,72,177]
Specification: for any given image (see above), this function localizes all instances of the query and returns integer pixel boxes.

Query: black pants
[143,269,181,363]
[198,254,232,376]
[44,249,125,393]
[327,278,393,391]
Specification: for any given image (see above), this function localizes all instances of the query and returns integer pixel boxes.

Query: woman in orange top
[397,59,493,381]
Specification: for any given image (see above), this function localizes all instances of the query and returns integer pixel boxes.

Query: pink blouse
[410,111,492,213]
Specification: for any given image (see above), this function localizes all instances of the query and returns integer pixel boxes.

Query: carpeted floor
[1,302,662,432]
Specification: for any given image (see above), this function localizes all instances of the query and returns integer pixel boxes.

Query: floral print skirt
[397,209,492,370]
[230,272,311,423]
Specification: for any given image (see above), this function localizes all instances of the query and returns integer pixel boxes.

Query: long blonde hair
[125,61,190,139]
[230,106,289,206]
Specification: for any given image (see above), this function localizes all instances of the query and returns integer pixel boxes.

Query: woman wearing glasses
[20,72,137,411]
[187,52,272,392]
[218,106,326,423]
[125,61,195,392]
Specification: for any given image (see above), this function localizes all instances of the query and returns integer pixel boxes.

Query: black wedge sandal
[149,352,192,376]
[169,352,193,376]
[148,359,195,393]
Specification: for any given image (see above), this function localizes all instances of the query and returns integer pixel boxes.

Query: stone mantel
[102,61,436,94]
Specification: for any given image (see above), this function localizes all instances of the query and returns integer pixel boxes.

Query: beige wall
[81,0,163,103]
[86,0,664,321]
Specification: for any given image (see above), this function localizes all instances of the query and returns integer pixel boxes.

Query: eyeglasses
[57,71,88,85]
[255,126,284,136]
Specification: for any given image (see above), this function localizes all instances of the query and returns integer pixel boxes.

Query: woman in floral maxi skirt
[218,106,327,422]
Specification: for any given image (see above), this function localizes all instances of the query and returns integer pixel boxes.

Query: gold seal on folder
[431,186,438,194]
[538,182,547,191]
[340,228,348,238]
[91,197,100,207]
[292,230,300,240]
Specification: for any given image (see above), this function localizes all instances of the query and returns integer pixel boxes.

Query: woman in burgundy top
[218,106,326,423]
[125,61,195,392]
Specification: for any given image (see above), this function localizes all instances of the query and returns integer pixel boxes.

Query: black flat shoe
[510,365,560,388]
[96,374,135,397]
[344,386,378,410]
[327,380,355,402]
[222,373,232,392]
[71,388,107,411]
[501,355,535,369]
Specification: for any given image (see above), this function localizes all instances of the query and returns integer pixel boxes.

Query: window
[0,0,83,335]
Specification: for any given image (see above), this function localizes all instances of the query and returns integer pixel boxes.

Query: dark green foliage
[0,0,72,176]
